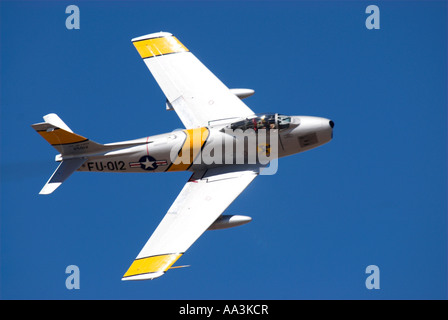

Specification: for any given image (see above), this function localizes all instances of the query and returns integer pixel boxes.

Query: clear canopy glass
[228,113,291,131]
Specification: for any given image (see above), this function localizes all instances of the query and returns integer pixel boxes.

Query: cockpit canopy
[228,113,293,131]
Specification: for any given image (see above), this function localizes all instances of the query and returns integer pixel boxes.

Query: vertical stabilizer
[31,113,104,156]
[32,114,95,194]
[32,113,148,194]
[43,113,74,132]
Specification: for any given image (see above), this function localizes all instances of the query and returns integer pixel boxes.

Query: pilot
[252,118,258,131]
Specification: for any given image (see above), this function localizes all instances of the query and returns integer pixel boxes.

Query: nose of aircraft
[317,117,334,131]
[287,116,334,150]
[291,116,334,131]
[293,115,334,143]
[286,116,334,151]
[322,117,334,139]
[319,117,334,130]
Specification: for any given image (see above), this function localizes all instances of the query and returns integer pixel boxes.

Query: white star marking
[142,158,156,169]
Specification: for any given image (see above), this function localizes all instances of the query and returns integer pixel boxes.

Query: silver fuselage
[76,115,333,174]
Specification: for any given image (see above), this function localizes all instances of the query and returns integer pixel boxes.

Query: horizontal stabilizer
[40,158,86,195]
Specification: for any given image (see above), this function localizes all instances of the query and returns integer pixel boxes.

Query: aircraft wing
[122,165,259,281]
[132,32,254,128]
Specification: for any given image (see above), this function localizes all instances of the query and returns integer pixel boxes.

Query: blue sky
[1,1,446,299]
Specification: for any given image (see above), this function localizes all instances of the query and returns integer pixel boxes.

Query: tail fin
[32,113,149,194]
[32,113,102,194]
[31,113,104,156]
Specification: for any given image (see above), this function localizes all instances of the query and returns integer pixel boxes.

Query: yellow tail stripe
[167,127,209,172]
[37,128,87,145]
[123,253,183,278]
[133,36,189,59]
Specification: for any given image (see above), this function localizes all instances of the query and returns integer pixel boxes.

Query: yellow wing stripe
[167,127,209,172]
[133,35,189,59]
[123,253,183,278]
[37,128,87,145]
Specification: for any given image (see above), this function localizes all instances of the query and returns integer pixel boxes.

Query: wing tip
[131,31,173,43]
[121,271,165,281]
[121,253,182,281]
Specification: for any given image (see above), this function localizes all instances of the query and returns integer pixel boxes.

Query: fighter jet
[32,32,334,280]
